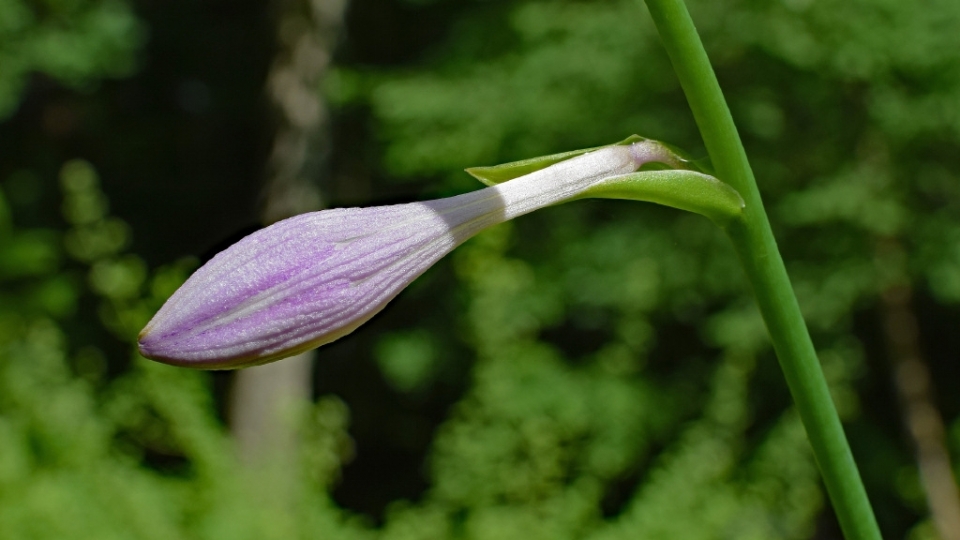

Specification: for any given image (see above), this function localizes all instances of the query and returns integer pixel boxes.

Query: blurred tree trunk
[877,239,960,540]
[229,0,347,482]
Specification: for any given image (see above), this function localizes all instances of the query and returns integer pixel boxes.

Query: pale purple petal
[139,202,470,368]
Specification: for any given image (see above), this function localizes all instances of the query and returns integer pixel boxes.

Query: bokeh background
[2,0,960,538]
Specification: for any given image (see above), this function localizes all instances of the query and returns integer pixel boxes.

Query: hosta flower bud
[138,140,702,369]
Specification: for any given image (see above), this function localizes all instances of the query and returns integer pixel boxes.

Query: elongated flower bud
[138,141,677,368]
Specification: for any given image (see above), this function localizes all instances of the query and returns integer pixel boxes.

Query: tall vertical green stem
[639,1,882,538]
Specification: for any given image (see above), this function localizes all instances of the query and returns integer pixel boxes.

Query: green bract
[466,136,744,226]
[583,169,745,226]
[465,135,673,185]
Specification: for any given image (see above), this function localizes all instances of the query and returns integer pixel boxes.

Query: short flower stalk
[640,0,883,538]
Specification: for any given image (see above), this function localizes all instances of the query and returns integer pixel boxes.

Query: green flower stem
[639,0,882,539]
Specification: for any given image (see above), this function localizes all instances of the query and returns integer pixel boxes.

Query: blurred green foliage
[341,0,960,535]
[0,0,143,119]
[2,0,960,538]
